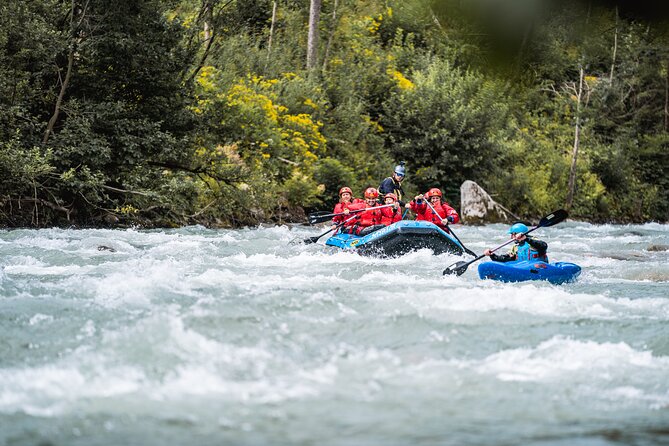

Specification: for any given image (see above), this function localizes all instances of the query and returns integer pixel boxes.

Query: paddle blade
[463,247,478,257]
[303,235,321,245]
[443,261,470,276]
[538,209,568,228]
[308,212,332,225]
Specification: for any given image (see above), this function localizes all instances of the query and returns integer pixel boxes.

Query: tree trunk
[43,0,77,145]
[306,0,321,71]
[267,0,278,60]
[566,66,584,211]
[609,6,618,83]
[665,58,669,132]
[187,1,217,85]
[321,0,338,72]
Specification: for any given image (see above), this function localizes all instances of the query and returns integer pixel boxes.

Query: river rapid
[1,221,668,446]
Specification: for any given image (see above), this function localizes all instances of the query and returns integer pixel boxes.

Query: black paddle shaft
[442,209,568,276]
[424,200,477,257]
[303,214,361,244]
[308,204,396,225]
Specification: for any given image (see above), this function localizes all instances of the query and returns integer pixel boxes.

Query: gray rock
[460,180,517,224]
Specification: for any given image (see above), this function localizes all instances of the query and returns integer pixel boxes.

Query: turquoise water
[1,222,668,445]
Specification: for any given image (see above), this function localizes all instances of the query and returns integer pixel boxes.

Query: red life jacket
[410,200,459,230]
[332,198,363,224]
[346,202,382,227]
[380,205,402,225]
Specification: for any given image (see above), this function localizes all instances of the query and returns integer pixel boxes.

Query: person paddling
[331,186,363,229]
[406,188,459,233]
[342,188,386,236]
[379,162,406,205]
[380,193,402,225]
[483,222,549,262]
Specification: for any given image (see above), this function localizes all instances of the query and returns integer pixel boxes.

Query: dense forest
[1,0,668,227]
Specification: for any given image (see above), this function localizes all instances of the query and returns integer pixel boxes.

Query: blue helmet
[394,161,406,177]
[508,222,529,234]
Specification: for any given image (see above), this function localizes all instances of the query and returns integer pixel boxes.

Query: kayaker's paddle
[302,213,361,245]
[307,204,395,225]
[425,200,477,257]
[442,209,568,276]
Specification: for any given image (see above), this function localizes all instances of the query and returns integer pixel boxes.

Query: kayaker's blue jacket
[490,236,548,262]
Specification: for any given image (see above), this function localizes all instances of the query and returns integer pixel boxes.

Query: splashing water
[1,221,668,445]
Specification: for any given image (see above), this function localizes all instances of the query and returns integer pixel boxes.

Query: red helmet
[384,193,398,202]
[425,188,442,199]
[364,187,379,199]
[339,186,352,196]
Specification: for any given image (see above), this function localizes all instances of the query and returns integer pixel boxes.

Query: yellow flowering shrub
[387,69,415,90]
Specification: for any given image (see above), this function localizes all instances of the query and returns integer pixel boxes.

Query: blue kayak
[478,260,581,285]
[325,220,465,257]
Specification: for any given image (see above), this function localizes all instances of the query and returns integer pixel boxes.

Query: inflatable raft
[325,221,465,257]
[478,260,581,285]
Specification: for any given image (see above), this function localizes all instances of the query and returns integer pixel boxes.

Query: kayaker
[331,186,363,229]
[483,222,549,262]
[341,188,386,235]
[380,193,402,225]
[379,162,406,205]
[406,188,459,232]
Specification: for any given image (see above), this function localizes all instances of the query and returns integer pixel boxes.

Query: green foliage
[0,136,54,196]
[283,171,323,208]
[1,0,668,226]
[313,157,357,208]
[382,59,509,202]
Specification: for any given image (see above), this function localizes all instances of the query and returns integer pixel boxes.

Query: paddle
[425,199,477,257]
[307,204,395,225]
[442,209,568,276]
[302,213,361,245]
[307,210,337,224]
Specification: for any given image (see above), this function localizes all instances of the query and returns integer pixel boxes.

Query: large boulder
[460,180,517,224]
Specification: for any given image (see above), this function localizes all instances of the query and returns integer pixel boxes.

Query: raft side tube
[325,221,464,257]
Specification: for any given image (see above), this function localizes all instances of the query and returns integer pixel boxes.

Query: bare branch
[17,197,72,220]
[101,185,153,197]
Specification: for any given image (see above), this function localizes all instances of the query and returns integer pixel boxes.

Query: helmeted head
[393,162,406,181]
[384,193,397,204]
[508,222,529,234]
[339,186,352,201]
[364,187,379,200]
[425,188,442,201]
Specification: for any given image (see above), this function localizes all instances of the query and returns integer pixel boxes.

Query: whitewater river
[1,221,668,446]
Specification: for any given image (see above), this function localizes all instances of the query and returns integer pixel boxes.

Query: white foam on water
[0,363,146,416]
[28,314,54,325]
[4,263,93,276]
[394,283,669,321]
[474,336,669,381]
[3,256,46,269]
[217,250,369,269]
[191,267,354,297]
[438,336,669,411]
[155,365,323,404]
[250,224,293,240]
[80,258,196,307]
[12,236,71,251]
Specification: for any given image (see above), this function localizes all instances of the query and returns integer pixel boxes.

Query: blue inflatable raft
[477,260,581,285]
[325,220,465,257]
